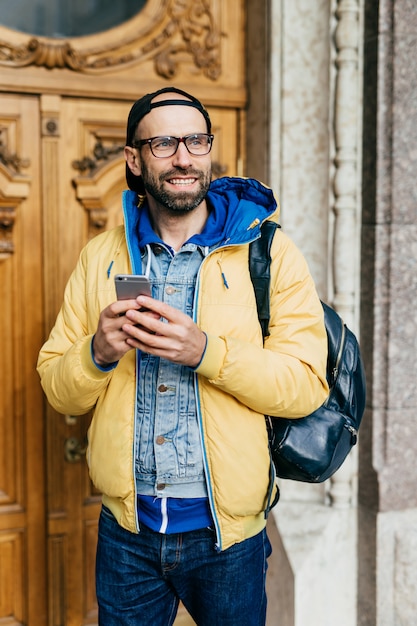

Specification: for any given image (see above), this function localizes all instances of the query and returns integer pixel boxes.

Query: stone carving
[330,0,361,508]
[0,0,221,80]
[332,0,361,327]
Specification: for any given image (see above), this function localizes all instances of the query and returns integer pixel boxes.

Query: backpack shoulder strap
[249,221,280,338]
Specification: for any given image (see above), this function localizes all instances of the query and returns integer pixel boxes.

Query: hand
[92,298,159,366]
[121,295,207,368]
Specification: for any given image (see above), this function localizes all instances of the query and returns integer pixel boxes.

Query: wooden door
[0,94,47,624]
[0,1,245,624]
[41,97,128,626]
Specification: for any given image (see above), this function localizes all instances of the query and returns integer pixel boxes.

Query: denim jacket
[135,242,209,499]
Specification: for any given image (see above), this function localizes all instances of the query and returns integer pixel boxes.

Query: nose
[172,140,192,168]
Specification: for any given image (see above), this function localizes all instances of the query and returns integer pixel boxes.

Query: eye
[189,135,204,146]
[152,136,176,150]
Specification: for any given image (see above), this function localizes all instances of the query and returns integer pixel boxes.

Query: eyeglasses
[133,133,214,158]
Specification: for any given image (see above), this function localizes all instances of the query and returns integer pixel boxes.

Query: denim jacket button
[156,483,166,490]
[158,384,168,392]
[156,435,165,445]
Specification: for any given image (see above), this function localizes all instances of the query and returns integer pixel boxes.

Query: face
[126,95,212,214]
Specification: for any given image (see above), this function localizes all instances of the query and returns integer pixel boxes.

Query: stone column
[360,0,417,624]
[260,1,363,624]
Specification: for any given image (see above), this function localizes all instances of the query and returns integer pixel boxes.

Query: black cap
[125,86,212,194]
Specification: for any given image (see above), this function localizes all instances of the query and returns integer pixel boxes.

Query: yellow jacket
[37,178,328,550]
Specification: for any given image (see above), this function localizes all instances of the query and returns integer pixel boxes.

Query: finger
[124,325,170,353]
[123,311,167,337]
[124,324,204,367]
[135,296,184,323]
[108,299,141,318]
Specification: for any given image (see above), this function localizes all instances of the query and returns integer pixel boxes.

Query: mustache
[159,168,203,181]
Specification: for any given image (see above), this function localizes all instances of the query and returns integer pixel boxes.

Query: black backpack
[249,221,366,482]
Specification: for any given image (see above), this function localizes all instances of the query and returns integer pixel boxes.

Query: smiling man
[124,89,214,249]
[126,92,212,216]
[37,86,329,625]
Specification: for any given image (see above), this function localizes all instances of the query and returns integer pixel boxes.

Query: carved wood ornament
[0,0,221,81]
[72,127,127,239]
[0,129,30,260]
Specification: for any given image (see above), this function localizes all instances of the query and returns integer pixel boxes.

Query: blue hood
[122,177,279,273]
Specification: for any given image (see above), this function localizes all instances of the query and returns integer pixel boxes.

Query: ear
[124,146,142,176]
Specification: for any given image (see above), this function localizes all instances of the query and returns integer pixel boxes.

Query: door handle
[64,436,87,463]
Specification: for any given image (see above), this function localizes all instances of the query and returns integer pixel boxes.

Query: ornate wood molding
[0,130,30,259]
[0,132,30,173]
[0,174,31,260]
[72,139,125,176]
[0,0,221,80]
[72,125,126,238]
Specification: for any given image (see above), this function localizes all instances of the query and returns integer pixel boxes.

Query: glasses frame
[132,133,214,158]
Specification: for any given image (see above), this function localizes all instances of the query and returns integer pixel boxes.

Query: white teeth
[169,178,195,185]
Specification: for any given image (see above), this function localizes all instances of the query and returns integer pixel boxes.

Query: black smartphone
[114,274,151,300]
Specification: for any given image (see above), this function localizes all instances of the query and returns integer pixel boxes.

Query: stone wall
[360,0,417,624]
[247,0,417,624]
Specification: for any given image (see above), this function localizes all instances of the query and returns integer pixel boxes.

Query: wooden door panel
[41,97,131,626]
[0,94,46,624]
[209,107,242,178]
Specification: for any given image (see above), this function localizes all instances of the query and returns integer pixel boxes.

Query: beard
[141,162,212,214]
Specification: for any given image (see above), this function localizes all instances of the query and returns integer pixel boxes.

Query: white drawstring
[144,244,152,278]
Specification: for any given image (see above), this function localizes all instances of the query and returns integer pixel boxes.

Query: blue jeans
[96,505,272,625]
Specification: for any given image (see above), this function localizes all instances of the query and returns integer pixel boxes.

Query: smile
[168,178,197,185]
